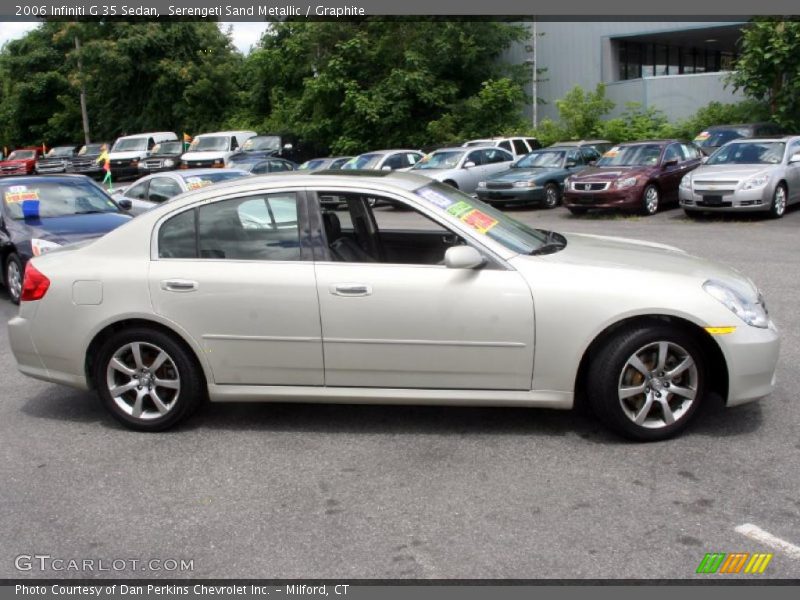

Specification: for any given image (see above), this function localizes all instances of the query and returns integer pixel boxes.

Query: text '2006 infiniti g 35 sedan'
[8,171,780,440]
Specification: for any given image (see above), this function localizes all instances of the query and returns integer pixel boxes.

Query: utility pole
[532,17,538,128]
[75,36,91,144]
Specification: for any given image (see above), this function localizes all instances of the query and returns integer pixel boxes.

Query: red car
[563,140,703,215]
[0,147,43,177]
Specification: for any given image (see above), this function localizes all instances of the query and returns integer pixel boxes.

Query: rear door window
[512,139,529,155]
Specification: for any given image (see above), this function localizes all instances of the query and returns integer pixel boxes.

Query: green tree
[244,19,530,153]
[727,18,800,129]
[554,84,614,139]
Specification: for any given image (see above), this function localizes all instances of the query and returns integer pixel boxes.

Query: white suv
[463,136,540,158]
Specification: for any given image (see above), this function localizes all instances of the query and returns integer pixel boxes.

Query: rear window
[1,181,119,219]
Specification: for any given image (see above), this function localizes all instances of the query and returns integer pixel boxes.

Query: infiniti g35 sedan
[8,171,780,440]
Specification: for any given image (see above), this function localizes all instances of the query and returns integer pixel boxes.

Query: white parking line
[735,523,800,559]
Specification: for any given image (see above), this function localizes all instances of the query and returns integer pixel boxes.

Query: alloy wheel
[643,185,659,215]
[617,341,698,429]
[6,259,22,302]
[105,342,181,420]
[772,185,786,217]
[544,184,559,208]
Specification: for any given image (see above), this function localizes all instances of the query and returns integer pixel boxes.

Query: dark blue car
[0,175,132,304]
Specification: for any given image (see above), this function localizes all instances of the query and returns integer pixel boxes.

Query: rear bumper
[719,320,780,406]
[8,314,90,391]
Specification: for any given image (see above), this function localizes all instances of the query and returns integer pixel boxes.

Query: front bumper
[477,187,546,204]
[109,162,142,179]
[717,320,780,406]
[679,186,772,212]
[564,187,641,209]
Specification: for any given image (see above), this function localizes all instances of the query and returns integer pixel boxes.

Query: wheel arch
[573,314,729,410]
[84,317,210,392]
[442,179,459,189]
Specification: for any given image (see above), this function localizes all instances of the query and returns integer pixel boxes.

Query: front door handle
[161,279,198,292]
[330,283,372,297]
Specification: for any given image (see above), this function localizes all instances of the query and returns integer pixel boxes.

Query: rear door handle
[330,283,372,297]
[161,279,198,292]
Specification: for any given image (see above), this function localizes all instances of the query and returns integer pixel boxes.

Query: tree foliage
[727,18,800,129]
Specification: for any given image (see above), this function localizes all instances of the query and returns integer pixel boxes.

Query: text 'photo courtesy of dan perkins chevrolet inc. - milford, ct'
[38,4,366,17]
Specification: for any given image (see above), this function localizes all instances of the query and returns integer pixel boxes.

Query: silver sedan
[680,136,800,218]
[9,172,780,440]
[411,146,514,195]
[113,168,250,215]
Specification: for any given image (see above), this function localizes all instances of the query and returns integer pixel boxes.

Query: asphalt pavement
[1,204,798,579]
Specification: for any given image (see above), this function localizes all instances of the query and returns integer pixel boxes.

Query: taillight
[20,263,50,302]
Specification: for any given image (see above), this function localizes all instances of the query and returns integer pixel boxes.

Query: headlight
[703,280,769,328]
[680,174,692,190]
[742,174,769,190]
[616,176,638,189]
[31,238,62,257]
[513,180,536,188]
[477,181,486,188]
[163,159,175,167]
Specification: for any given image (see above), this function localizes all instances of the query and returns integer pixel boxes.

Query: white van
[108,132,178,178]
[181,131,258,169]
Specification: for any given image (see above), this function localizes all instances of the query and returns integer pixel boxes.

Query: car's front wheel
[5,253,23,305]
[587,325,705,441]
[94,328,204,431]
[543,183,560,209]
[640,184,660,216]
[769,183,787,219]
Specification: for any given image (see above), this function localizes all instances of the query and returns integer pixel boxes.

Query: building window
[615,40,736,81]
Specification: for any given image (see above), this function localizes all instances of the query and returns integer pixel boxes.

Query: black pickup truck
[137,141,185,174]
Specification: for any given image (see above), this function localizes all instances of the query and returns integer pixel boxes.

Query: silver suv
[679,136,800,218]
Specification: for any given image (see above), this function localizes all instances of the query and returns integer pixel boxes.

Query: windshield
[694,128,749,148]
[154,142,183,155]
[112,138,148,152]
[188,136,229,152]
[180,171,248,189]
[79,144,105,155]
[342,154,382,170]
[414,182,547,254]
[597,144,662,167]
[707,142,785,165]
[46,146,74,157]
[243,136,280,151]
[514,150,566,169]
[7,150,35,160]
[299,159,326,170]
[412,151,464,170]
[1,181,120,219]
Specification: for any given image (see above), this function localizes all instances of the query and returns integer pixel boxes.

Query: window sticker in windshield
[4,186,39,203]
[416,187,454,208]
[461,209,498,234]
[185,177,212,191]
[447,201,473,218]
[694,131,710,141]
[603,147,620,157]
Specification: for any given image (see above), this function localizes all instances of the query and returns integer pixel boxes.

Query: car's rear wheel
[5,253,23,305]
[94,328,203,431]
[543,183,560,209]
[641,184,660,216]
[769,183,787,219]
[587,325,705,441]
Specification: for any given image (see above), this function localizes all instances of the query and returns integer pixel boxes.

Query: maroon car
[563,140,702,215]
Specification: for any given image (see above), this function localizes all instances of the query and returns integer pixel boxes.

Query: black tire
[94,327,204,431]
[567,206,588,216]
[543,183,560,209]
[769,183,787,219]
[640,184,660,216]
[4,253,23,305]
[443,180,459,190]
[587,325,706,441]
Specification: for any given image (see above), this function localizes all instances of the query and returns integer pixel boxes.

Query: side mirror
[565,160,577,168]
[662,159,678,169]
[283,143,293,151]
[463,161,476,169]
[790,152,800,164]
[381,165,393,171]
[701,156,709,164]
[117,199,133,211]
[444,246,485,269]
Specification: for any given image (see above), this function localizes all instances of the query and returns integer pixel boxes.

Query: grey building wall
[505,21,746,125]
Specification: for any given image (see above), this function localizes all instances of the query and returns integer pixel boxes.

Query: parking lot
[1,204,799,579]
